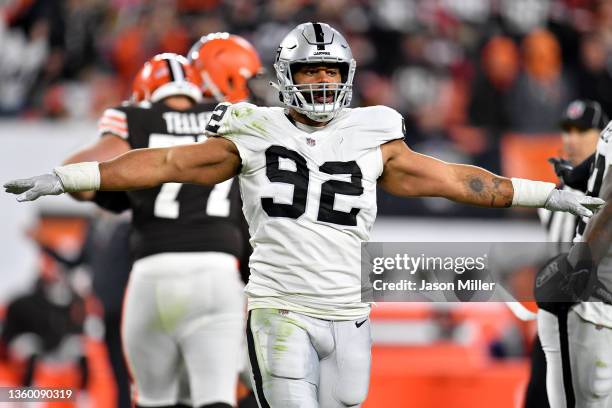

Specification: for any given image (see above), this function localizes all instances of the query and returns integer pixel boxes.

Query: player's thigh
[568,310,612,407]
[247,309,319,408]
[121,271,181,406]
[176,253,246,405]
[538,309,567,408]
[319,318,372,408]
[180,311,244,406]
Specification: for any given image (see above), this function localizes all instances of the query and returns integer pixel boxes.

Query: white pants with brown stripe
[121,252,245,407]
[246,308,372,408]
[538,308,612,408]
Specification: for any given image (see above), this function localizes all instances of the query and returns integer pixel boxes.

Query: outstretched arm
[63,134,131,201]
[379,139,604,216]
[5,137,241,201]
[99,136,240,189]
[379,140,513,207]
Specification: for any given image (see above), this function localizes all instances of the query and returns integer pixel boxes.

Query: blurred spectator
[467,36,519,171]
[595,0,612,48]
[0,15,49,115]
[61,0,108,79]
[499,0,551,35]
[575,32,612,117]
[506,29,575,133]
[371,0,419,33]
[28,213,133,408]
[1,260,89,390]
[177,0,221,13]
[469,36,519,130]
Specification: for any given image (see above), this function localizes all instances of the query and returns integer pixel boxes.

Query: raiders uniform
[571,125,612,328]
[205,101,404,407]
[99,102,247,407]
[538,124,612,408]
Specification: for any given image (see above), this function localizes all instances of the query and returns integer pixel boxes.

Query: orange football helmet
[188,32,262,103]
[131,53,203,103]
[131,66,147,103]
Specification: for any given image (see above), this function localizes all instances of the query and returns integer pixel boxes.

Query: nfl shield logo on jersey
[306,137,316,146]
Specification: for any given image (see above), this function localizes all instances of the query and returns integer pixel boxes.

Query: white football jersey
[574,121,612,328]
[205,102,404,320]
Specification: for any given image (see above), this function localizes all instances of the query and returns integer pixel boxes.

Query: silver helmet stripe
[165,59,175,81]
[167,58,185,82]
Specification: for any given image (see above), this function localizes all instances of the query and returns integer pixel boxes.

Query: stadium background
[0,0,610,406]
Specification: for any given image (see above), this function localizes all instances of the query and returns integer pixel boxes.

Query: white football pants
[246,308,372,408]
[121,252,245,407]
[538,308,612,408]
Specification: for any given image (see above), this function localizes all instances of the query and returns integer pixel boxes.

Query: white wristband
[53,162,101,192]
[511,178,556,208]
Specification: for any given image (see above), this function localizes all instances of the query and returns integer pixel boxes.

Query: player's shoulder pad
[98,105,131,139]
[347,105,406,147]
[204,101,266,138]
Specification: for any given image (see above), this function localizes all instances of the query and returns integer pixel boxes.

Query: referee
[525,99,607,407]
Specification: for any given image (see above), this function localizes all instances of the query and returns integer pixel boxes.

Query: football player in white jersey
[536,115,612,408]
[4,23,606,408]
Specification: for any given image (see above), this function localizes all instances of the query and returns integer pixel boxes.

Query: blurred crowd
[2,0,612,214]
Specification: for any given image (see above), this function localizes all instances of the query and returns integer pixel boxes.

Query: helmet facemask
[275,59,356,122]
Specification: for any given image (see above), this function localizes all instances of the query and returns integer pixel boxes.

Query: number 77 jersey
[205,102,405,319]
[98,101,246,261]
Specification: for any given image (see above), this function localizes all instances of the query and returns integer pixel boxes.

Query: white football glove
[544,189,605,218]
[4,174,65,202]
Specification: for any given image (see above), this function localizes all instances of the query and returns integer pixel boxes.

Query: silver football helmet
[274,22,356,122]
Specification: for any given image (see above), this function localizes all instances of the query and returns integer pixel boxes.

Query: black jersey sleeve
[92,191,131,214]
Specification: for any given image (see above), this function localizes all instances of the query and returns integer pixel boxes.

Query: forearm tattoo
[464,173,513,208]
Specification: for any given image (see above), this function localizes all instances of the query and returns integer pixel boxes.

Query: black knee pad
[198,403,232,408]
